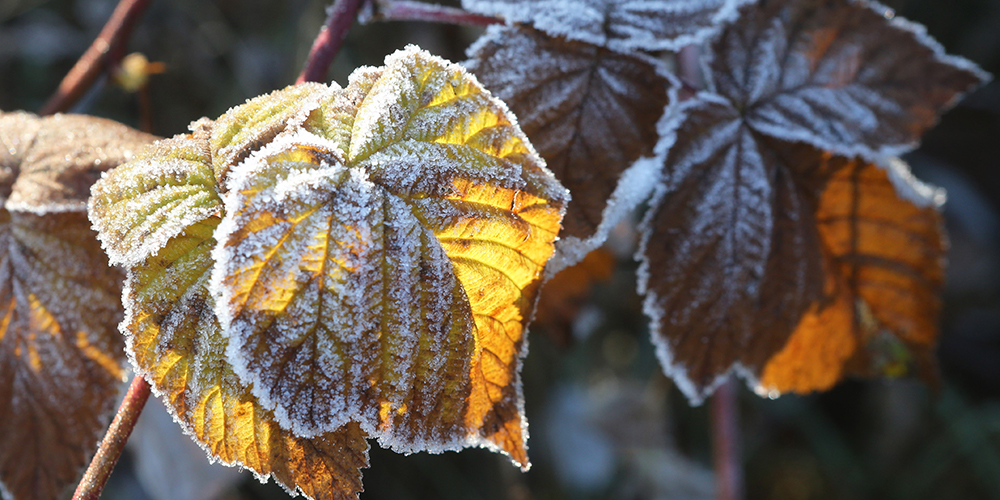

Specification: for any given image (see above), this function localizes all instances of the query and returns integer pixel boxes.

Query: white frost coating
[89,151,223,267]
[879,156,946,208]
[462,0,754,53]
[215,142,374,436]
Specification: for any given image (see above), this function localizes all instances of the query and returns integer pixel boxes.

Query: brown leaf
[468,25,672,268]
[3,113,156,211]
[711,0,988,158]
[0,211,126,500]
[637,96,824,402]
[0,111,155,500]
[638,0,984,403]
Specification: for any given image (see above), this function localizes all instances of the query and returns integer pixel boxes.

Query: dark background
[2,0,999,499]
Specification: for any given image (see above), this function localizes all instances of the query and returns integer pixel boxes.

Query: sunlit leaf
[90,125,222,267]
[462,0,754,52]
[467,25,672,271]
[124,218,369,500]
[711,0,989,158]
[0,112,154,500]
[758,148,946,394]
[90,46,569,474]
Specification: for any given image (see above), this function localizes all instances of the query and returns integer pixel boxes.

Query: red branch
[39,0,151,116]
[72,376,151,500]
[297,0,367,84]
[365,0,502,26]
[711,378,744,500]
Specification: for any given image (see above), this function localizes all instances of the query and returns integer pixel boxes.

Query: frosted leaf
[640,92,950,402]
[1,112,155,212]
[214,135,478,450]
[637,95,825,404]
[89,129,222,267]
[711,0,990,159]
[462,0,754,52]
[758,143,946,394]
[0,210,126,500]
[123,217,369,500]
[91,46,569,472]
[0,111,151,500]
[467,25,673,271]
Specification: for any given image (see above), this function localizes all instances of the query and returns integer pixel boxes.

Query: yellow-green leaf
[124,217,369,500]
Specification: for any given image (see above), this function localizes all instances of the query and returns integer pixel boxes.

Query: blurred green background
[2,0,1000,499]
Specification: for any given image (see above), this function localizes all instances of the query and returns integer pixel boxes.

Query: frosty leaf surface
[214,48,567,467]
[2,113,155,212]
[637,96,823,403]
[90,127,222,267]
[758,149,945,394]
[462,0,753,52]
[210,83,334,184]
[711,0,989,159]
[467,25,672,270]
[0,111,153,500]
[636,0,986,402]
[123,217,369,500]
[214,136,478,450]
[90,46,569,473]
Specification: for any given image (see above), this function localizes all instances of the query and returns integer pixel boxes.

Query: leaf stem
[297,0,368,84]
[39,0,152,116]
[711,378,744,500]
[72,376,151,500]
[363,0,502,26]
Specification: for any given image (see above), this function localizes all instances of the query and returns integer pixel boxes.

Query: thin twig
[297,0,367,84]
[39,0,152,116]
[711,378,744,500]
[72,376,151,500]
[364,0,502,26]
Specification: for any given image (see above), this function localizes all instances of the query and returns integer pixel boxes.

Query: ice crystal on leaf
[462,0,755,52]
[637,0,988,405]
[89,46,569,493]
[0,112,155,500]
